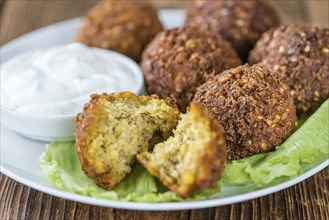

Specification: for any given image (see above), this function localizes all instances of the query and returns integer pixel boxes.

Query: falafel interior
[137,103,227,197]
[75,92,180,190]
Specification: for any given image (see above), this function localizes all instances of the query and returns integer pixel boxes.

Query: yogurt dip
[1,43,141,115]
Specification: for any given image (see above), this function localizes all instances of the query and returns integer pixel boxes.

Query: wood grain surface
[1,1,328,219]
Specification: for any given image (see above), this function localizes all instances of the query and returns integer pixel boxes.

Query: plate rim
[1,160,328,211]
[1,9,328,211]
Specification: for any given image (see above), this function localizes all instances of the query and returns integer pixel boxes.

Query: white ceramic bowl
[0,47,144,142]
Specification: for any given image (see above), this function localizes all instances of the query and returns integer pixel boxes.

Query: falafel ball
[137,103,227,197]
[141,27,242,112]
[75,92,180,189]
[185,0,280,61]
[249,25,329,116]
[193,64,297,160]
[76,0,163,62]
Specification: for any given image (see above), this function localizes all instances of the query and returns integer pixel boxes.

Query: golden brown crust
[193,64,297,160]
[185,0,280,62]
[141,27,241,112]
[190,103,227,189]
[76,1,163,61]
[75,92,179,189]
[249,24,329,116]
[137,103,227,197]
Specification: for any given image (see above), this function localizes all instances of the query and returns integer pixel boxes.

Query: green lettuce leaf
[222,99,329,186]
[40,99,329,202]
[40,141,220,202]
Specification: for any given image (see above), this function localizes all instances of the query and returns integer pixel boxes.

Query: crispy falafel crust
[75,92,179,190]
[76,1,163,61]
[249,25,329,116]
[193,64,297,160]
[185,0,280,61]
[141,27,241,111]
[137,103,227,197]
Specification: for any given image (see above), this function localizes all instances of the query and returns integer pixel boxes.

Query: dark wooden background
[1,1,328,219]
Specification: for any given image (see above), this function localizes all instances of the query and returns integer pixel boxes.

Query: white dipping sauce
[1,43,137,115]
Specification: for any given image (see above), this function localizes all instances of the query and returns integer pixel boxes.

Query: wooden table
[1,1,328,219]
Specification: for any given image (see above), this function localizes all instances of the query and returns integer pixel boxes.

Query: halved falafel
[193,64,297,160]
[137,103,226,197]
[75,92,179,189]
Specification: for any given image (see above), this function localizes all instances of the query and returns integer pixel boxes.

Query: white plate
[1,9,328,211]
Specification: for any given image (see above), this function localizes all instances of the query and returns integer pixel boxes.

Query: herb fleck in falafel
[141,27,241,112]
[249,25,329,116]
[193,64,297,160]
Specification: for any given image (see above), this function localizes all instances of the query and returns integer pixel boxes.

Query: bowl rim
[0,105,76,119]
